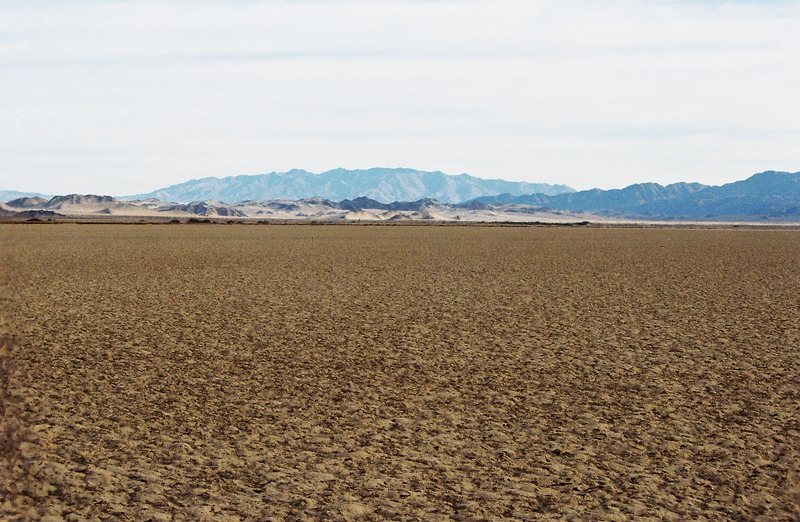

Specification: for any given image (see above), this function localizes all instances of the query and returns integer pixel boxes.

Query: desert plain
[1,223,799,520]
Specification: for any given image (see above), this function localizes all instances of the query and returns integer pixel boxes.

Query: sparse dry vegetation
[1,224,799,519]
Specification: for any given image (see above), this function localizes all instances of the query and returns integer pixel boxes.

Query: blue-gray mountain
[125,168,575,204]
[0,189,51,202]
[463,171,800,221]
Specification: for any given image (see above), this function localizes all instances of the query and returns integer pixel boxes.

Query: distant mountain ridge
[465,171,800,220]
[125,168,575,204]
[3,170,799,222]
[0,189,51,202]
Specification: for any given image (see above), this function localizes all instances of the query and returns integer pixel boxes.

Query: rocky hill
[0,194,587,223]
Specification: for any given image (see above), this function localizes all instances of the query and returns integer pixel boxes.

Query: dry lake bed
[1,224,799,519]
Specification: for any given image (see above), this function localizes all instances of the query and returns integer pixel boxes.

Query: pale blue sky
[1,0,799,194]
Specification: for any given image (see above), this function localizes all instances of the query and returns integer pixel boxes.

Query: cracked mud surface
[1,224,799,519]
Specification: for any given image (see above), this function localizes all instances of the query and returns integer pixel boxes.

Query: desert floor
[1,224,799,520]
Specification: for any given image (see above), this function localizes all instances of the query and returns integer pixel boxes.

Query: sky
[1,0,799,195]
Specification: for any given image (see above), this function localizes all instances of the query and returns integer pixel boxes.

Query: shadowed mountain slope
[464,171,800,220]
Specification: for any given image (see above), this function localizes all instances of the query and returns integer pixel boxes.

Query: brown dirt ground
[1,224,799,520]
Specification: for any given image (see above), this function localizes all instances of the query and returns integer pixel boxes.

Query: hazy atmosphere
[2,0,798,195]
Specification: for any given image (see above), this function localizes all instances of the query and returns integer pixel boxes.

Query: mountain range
[2,169,799,222]
[125,168,575,204]
[465,171,799,220]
